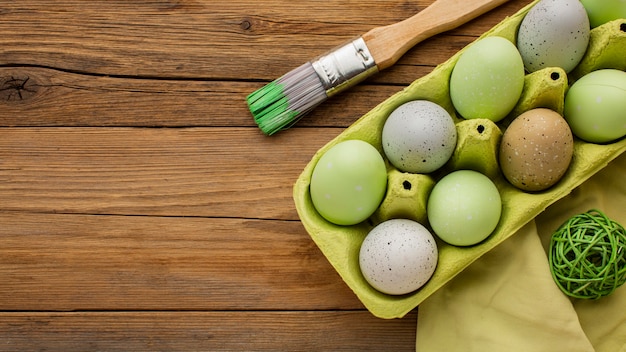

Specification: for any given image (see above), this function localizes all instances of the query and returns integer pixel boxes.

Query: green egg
[427,170,502,246]
[579,0,626,28]
[310,140,387,226]
[564,69,626,143]
[450,36,525,122]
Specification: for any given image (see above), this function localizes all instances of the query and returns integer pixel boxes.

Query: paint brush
[247,0,511,135]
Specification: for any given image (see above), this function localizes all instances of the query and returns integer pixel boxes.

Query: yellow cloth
[417,152,626,351]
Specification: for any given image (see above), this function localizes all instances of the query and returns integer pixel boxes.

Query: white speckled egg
[517,0,590,73]
[359,219,438,295]
[382,100,457,173]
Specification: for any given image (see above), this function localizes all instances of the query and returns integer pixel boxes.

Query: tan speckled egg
[499,108,573,192]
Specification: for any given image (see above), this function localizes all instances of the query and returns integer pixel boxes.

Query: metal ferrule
[311,37,379,97]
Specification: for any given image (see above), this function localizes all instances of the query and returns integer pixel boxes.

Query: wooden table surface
[0,1,533,350]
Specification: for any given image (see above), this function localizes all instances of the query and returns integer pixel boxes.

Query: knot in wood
[0,74,38,101]
[240,18,252,31]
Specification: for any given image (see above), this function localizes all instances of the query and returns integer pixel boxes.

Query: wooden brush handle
[363,0,511,70]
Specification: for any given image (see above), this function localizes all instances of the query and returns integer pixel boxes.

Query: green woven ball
[549,209,626,299]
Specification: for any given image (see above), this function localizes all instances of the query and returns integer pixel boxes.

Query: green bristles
[247,81,283,115]
[247,82,299,135]
[246,63,327,135]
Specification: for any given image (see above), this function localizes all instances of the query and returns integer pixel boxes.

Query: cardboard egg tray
[293,0,626,319]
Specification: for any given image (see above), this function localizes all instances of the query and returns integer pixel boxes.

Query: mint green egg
[427,170,502,246]
[564,69,626,143]
[450,36,525,122]
[580,0,626,28]
[310,140,387,226]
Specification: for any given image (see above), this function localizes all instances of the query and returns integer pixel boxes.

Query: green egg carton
[293,0,626,319]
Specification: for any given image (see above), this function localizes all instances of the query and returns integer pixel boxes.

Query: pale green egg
[310,140,387,226]
[449,36,524,122]
[427,170,502,246]
[580,0,626,28]
[564,69,626,143]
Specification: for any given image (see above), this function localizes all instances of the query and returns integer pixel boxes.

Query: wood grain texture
[0,0,535,350]
[0,127,340,219]
[0,311,418,352]
[0,212,360,311]
[0,67,400,127]
[0,0,528,80]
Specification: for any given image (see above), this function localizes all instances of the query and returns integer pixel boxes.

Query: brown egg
[499,108,574,192]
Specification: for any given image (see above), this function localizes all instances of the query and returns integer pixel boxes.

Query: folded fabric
[417,152,626,351]
[536,152,626,352]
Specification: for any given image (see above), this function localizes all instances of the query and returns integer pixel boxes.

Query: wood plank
[0,1,530,80]
[0,1,540,350]
[0,212,364,311]
[0,311,418,352]
[0,67,401,128]
[0,127,337,219]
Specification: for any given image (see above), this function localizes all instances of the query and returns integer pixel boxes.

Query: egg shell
[382,100,457,173]
[517,0,590,73]
[450,36,525,122]
[579,0,626,28]
[499,108,574,191]
[427,170,502,247]
[359,219,438,295]
[310,140,387,226]
[564,69,626,143]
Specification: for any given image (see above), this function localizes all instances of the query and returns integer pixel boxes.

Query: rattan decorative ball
[549,209,626,299]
